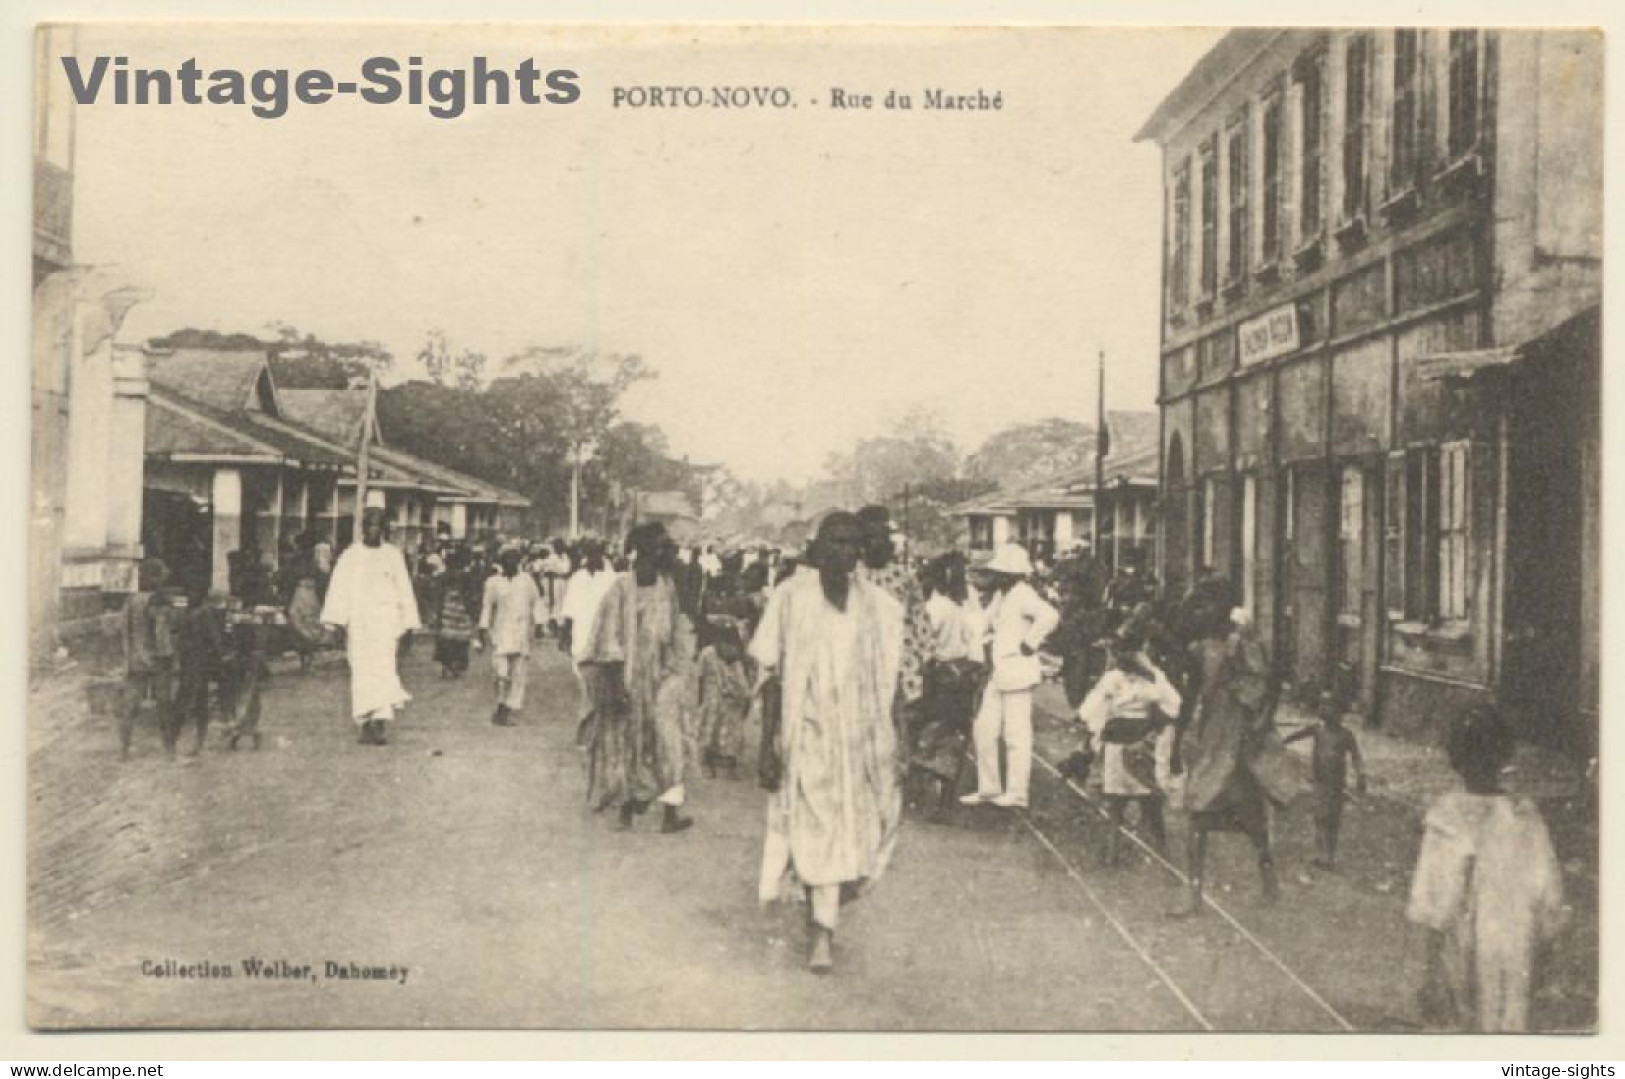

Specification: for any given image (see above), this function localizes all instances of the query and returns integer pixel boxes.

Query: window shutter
[1277,93,1295,258]
[1403,448,1429,620]
[1422,446,1442,620]
[1416,31,1438,179]
[1384,451,1406,619]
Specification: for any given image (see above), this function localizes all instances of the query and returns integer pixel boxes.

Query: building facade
[1140,29,1601,752]
[955,412,1161,569]
[143,352,531,598]
[31,26,152,663]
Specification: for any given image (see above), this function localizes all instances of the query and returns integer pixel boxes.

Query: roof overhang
[1418,304,1599,384]
[1416,346,1522,383]
[155,453,283,465]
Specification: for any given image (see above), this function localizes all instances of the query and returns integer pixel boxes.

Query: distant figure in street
[1051,549,1111,709]
[118,558,180,759]
[433,555,476,679]
[911,552,986,805]
[961,543,1059,810]
[540,539,574,638]
[284,541,327,673]
[320,507,419,746]
[1282,691,1367,869]
[752,511,904,974]
[480,547,541,727]
[695,623,752,779]
[173,588,233,757]
[560,540,618,743]
[1407,704,1566,1033]
[312,537,334,602]
[580,522,696,834]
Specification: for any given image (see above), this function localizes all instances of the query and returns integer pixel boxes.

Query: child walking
[1406,704,1566,1032]
[1077,626,1182,865]
[1282,691,1366,869]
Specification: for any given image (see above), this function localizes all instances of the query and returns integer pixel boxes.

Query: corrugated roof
[370,444,530,507]
[142,350,530,508]
[146,397,273,460]
[279,388,526,507]
[1106,410,1159,456]
[278,388,375,450]
[263,387,528,507]
[146,348,279,415]
[952,410,1161,517]
[145,386,352,469]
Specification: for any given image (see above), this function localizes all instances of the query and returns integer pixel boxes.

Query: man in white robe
[321,507,419,745]
[751,511,903,974]
[480,547,541,727]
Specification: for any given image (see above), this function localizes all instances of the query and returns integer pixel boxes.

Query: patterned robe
[752,572,904,896]
[581,574,694,809]
[862,560,930,704]
[695,645,753,762]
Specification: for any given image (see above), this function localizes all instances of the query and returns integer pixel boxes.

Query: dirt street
[26,644,1596,1031]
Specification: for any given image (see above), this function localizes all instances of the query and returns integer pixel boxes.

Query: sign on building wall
[1238,303,1300,366]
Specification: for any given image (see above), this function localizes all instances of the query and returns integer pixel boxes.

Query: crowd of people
[113,503,1568,1026]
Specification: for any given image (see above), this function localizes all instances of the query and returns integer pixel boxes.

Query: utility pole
[352,363,378,542]
[569,448,582,540]
[901,483,912,563]
[1093,349,1106,563]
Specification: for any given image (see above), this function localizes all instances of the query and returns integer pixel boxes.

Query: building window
[1170,161,1191,311]
[1447,30,1481,161]
[1296,52,1325,241]
[1342,34,1372,222]
[1438,441,1470,620]
[1225,114,1249,285]
[1397,442,1471,623]
[1261,92,1285,264]
[1390,29,1422,191]
[1199,140,1218,299]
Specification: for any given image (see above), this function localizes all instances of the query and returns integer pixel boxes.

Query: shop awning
[1415,346,1523,383]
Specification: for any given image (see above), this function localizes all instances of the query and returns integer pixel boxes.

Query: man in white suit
[961,543,1059,809]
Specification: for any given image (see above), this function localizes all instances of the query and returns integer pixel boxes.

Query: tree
[821,405,962,507]
[149,324,391,389]
[891,475,999,553]
[264,322,392,388]
[965,417,1097,490]
[416,329,487,391]
[500,345,654,457]
[377,345,698,536]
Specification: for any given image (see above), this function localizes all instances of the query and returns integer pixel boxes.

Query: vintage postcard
[25,22,1602,1034]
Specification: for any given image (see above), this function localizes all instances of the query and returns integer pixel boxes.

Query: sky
[63,24,1224,482]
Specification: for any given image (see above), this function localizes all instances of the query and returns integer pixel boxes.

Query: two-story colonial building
[1139,30,1600,753]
